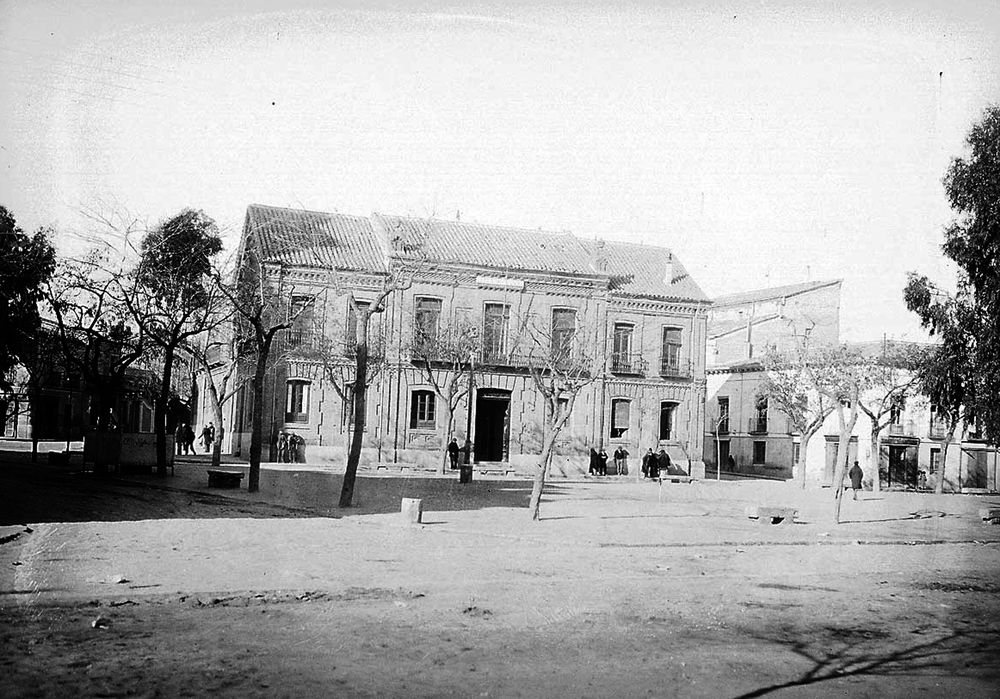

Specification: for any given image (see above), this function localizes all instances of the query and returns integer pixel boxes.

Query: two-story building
[220,204,711,477]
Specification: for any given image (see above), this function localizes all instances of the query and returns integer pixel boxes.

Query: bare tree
[856,343,929,494]
[407,313,483,473]
[522,312,601,521]
[759,341,835,490]
[43,250,147,474]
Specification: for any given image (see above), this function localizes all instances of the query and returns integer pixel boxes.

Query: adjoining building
[215,204,711,477]
[704,280,998,492]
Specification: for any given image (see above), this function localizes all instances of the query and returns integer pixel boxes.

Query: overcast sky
[2,0,998,341]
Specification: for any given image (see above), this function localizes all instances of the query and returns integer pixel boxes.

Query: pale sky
[2,0,998,342]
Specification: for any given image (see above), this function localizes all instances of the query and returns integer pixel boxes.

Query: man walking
[849,461,864,501]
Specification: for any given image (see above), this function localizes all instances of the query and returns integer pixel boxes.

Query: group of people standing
[275,431,302,463]
[588,446,657,476]
[174,422,215,455]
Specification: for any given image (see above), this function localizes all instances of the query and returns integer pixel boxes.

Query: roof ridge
[380,212,583,241]
[248,203,370,220]
[713,279,842,305]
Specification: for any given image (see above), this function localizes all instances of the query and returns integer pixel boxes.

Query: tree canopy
[906,104,1000,443]
[0,206,56,392]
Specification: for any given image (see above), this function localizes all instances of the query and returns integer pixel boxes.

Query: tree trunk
[869,428,882,494]
[440,409,455,475]
[832,404,858,523]
[247,338,271,493]
[339,341,369,508]
[529,431,559,521]
[796,426,817,489]
[207,381,225,471]
[935,417,959,494]
[155,344,174,476]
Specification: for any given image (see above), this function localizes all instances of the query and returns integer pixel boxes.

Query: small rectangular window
[717,397,729,433]
[551,308,577,357]
[611,399,630,439]
[753,441,766,464]
[660,327,682,376]
[929,447,940,474]
[410,390,436,429]
[414,297,443,348]
[285,381,310,423]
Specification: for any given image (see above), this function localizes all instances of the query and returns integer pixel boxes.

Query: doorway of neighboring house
[963,449,988,489]
[717,439,730,472]
[474,389,510,463]
[886,445,918,488]
[823,436,858,486]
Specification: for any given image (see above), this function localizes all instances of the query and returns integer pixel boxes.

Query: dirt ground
[2,460,999,698]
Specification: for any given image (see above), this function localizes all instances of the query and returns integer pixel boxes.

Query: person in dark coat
[598,449,609,476]
[641,449,653,478]
[849,461,864,500]
[174,424,185,455]
[448,438,460,469]
[201,424,213,452]
[614,446,629,476]
[184,424,196,455]
[589,448,599,476]
[277,432,289,463]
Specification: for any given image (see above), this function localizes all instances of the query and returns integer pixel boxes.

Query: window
[285,380,310,423]
[659,401,676,441]
[929,447,940,474]
[346,300,371,349]
[792,441,801,466]
[889,398,904,426]
[287,295,314,347]
[612,323,635,373]
[660,327,682,376]
[410,390,436,429]
[752,397,768,432]
[483,303,510,360]
[753,441,766,464]
[611,399,630,438]
[551,308,577,358]
[557,397,571,422]
[717,397,729,433]
[414,297,442,348]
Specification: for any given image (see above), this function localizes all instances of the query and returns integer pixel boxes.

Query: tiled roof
[245,204,387,273]
[598,240,709,303]
[712,280,841,308]
[244,205,708,303]
[372,214,596,275]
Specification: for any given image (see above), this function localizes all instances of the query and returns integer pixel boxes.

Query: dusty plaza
[2,453,999,699]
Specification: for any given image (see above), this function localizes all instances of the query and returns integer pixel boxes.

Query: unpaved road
[2,464,999,698]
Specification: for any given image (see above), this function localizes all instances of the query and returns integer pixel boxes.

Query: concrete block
[755,506,797,526]
[401,497,423,524]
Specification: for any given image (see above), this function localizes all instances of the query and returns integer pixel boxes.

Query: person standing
[184,423,196,455]
[589,448,599,476]
[174,423,185,455]
[614,446,629,476]
[277,432,289,463]
[447,438,460,470]
[598,448,609,476]
[849,461,864,501]
[201,424,212,452]
[642,448,654,478]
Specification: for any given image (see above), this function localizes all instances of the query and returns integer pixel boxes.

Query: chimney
[592,238,608,273]
[664,252,674,286]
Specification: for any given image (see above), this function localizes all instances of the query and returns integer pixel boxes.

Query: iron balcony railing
[611,352,648,376]
[659,360,691,379]
[748,417,768,434]
[929,420,950,439]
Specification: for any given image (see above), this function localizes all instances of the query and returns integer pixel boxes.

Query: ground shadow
[733,622,1000,698]
[0,456,577,524]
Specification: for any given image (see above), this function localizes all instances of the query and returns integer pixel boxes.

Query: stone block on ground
[401,497,423,524]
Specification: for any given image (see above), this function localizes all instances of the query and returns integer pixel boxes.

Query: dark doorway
[887,445,918,488]
[963,450,988,489]
[474,389,510,462]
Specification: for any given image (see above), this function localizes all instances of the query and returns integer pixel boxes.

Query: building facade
[703,281,998,492]
[220,204,711,477]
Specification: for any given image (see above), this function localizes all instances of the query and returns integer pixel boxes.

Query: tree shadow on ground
[733,622,1000,698]
[0,459,576,523]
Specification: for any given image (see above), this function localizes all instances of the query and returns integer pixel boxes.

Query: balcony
[748,417,768,434]
[712,416,730,434]
[929,420,950,439]
[659,360,690,379]
[479,348,531,369]
[611,352,647,376]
